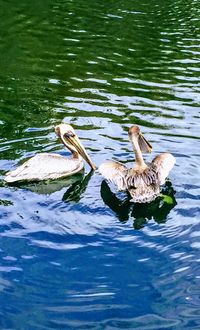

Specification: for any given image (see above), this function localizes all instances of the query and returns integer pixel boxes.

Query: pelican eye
[64,131,75,138]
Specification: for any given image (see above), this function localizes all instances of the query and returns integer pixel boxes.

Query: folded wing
[5,153,82,183]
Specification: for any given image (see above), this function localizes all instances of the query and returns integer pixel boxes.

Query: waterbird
[99,125,175,203]
[5,124,96,183]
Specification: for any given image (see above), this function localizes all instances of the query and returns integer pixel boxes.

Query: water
[0,0,200,328]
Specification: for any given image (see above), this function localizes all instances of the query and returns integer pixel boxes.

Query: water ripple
[0,0,200,328]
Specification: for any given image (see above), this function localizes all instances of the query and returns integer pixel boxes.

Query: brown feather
[99,126,176,203]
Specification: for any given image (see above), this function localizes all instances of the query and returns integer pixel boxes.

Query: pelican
[5,124,96,183]
[99,126,175,203]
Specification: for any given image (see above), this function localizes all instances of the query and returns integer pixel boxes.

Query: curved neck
[60,136,80,159]
[132,137,146,167]
[71,150,79,159]
[65,145,79,159]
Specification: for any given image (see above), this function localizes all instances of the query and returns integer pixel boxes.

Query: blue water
[0,0,200,328]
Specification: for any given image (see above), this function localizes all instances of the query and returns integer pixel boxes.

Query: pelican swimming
[5,124,96,183]
[99,126,175,203]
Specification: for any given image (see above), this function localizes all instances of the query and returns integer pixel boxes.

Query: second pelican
[99,126,175,203]
[5,124,96,183]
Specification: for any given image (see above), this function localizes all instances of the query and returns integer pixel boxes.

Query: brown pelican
[99,126,175,203]
[5,124,96,183]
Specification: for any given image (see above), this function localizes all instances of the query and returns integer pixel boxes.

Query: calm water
[0,0,200,328]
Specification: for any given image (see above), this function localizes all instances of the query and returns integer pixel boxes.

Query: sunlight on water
[0,0,200,328]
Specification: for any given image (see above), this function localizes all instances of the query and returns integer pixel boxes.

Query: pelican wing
[126,153,175,189]
[152,152,176,185]
[5,153,82,183]
[99,160,128,191]
[126,167,158,188]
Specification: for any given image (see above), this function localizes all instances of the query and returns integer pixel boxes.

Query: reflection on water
[0,199,13,207]
[101,180,177,229]
[62,170,94,202]
[0,0,200,328]
[8,171,84,195]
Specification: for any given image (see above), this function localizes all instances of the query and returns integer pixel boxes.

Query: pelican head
[128,125,152,153]
[55,124,96,170]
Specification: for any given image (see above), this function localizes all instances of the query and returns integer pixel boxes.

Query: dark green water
[0,0,200,329]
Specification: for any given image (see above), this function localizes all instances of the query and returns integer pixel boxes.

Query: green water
[0,0,200,328]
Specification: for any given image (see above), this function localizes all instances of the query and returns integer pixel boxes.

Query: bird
[5,123,96,183]
[99,125,175,203]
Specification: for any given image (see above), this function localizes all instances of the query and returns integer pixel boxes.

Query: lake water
[0,0,200,329]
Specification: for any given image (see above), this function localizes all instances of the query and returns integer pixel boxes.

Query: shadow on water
[101,180,177,229]
[0,0,199,327]
[2,172,84,194]
[2,169,94,200]
[62,170,94,202]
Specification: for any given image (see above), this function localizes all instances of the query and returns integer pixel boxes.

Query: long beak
[62,133,97,170]
[138,134,152,153]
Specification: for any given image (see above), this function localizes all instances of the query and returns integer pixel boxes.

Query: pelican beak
[138,133,152,153]
[63,132,97,170]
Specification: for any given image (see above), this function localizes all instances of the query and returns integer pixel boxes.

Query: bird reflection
[3,169,94,202]
[62,170,94,203]
[12,171,84,195]
[100,180,177,229]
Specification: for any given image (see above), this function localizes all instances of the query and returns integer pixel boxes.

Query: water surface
[0,0,200,328]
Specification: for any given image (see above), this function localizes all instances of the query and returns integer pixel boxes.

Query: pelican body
[5,124,96,183]
[99,126,175,203]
